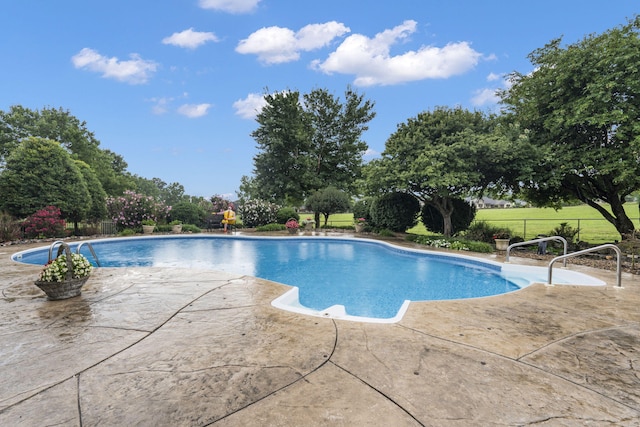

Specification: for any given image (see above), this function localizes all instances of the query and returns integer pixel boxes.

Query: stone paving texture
[1,241,639,426]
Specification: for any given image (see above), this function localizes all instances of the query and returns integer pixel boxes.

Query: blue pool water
[14,236,524,320]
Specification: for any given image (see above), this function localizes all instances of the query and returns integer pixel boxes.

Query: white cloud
[149,97,173,115]
[470,88,500,106]
[71,48,158,84]
[487,72,501,82]
[177,103,211,118]
[313,20,482,86]
[198,0,261,14]
[236,21,350,64]
[162,28,219,49]
[233,93,267,119]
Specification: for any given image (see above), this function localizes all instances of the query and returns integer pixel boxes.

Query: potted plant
[302,217,316,230]
[34,245,93,300]
[354,217,366,233]
[170,220,182,233]
[493,231,511,251]
[285,218,299,234]
[141,219,156,234]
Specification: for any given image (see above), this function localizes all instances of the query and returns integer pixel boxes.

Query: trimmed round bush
[369,192,420,232]
[170,201,206,226]
[276,207,299,224]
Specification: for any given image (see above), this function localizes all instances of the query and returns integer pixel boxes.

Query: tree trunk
[585,197,635,240]
[431,196,455,237]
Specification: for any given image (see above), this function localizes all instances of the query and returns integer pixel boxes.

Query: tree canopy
[364,107,525,236]
[0,106,131,196]
[500,16,640,239]
[0,137,91,219]
[248,87,375,205]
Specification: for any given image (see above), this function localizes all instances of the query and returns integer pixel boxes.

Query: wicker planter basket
[34,277,89,300]
[35,242,91,300]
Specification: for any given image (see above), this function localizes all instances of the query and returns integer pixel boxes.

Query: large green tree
[365,107,524,236]
[500,16,640,239]
[75,160,108,224]
[0,137,91,219]
[0,106,132,195]
[250,87,375,205]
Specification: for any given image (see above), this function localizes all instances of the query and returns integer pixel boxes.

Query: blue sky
[1,1,637,199]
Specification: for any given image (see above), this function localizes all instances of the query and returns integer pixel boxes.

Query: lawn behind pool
[325,203,639,244]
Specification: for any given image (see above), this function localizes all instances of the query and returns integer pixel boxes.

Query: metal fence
[473,217,640,243]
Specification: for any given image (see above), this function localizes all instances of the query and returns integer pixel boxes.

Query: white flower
[39,253,93,282]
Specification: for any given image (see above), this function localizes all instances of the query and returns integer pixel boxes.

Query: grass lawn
[325,203,639,244]
[473,203,639,243]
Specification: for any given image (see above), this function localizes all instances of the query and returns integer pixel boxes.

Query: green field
[473,203,639,243]
[325,203,639,244]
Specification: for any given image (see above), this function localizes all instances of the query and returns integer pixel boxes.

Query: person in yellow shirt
[222,204,236,233]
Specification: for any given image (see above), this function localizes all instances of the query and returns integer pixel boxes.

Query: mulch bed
[511,249,639,276]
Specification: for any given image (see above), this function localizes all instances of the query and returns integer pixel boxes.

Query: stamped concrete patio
[1,239,639,426]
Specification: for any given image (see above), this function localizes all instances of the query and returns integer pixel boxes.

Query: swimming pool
[13,235,604,323]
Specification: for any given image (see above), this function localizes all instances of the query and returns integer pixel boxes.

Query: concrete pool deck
[1,239,639,426]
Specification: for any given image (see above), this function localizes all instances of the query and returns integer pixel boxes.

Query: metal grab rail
[48,240,66,262]
[548,244,622,288]
[506,236,568,267]
[48,240,101,267]
[77,242,101,267]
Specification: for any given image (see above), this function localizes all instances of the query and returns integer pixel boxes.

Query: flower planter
[304,222,315,230]
[171,224,182,233]
[494,238,510,251]
[35,276,89,300]
[142,225,155,234]
[288,228,298,235]
[354,224,364,233]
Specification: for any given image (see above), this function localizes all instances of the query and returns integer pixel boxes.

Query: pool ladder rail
[505,237,622,288]
[48,240,101,267]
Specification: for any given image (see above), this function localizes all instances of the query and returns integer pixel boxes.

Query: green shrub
[255,223,286,232]
[377,228,396,237]
[119,228,136,236]
[549,222,580,247]
[276,207,299,224]
[420,198,476,235]
[463,221,513,244]
[170,202,205,226]
[370,192,420,232]
[181,224,201,233]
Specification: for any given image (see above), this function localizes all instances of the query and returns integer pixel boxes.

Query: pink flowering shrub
[106,190,171,231]
[23,206,66,238]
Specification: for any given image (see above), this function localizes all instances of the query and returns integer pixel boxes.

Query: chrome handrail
[77,242,101,267]
[506,236,568,267]
[548,244,622,288]
[48,240,66,262]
